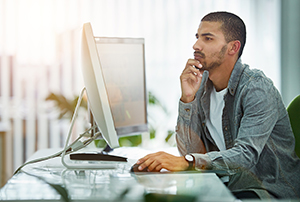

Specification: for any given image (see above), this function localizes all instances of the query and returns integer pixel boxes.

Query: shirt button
[185,108,190,112]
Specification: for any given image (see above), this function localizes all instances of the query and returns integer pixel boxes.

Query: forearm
[176,99,207,156]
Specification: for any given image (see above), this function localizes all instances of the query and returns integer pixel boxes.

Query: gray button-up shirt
[176,59,300,199]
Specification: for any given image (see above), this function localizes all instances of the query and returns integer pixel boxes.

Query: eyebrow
[195,32,215,38]
[201,33,215,37]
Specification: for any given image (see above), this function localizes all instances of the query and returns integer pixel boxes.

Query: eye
[195,33,199,39]
[205,37,212,41]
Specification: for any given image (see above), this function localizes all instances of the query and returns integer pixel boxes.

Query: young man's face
[193,21,228,71]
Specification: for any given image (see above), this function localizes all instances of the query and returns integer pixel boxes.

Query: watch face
[185,154,193,162]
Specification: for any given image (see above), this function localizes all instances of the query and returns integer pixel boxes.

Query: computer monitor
[81,23,148,149]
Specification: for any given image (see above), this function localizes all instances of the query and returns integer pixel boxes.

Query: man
[136,11,300,199]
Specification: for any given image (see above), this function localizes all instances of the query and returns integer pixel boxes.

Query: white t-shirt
[206,86,227,151]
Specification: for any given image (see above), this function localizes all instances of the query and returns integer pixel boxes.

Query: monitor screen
[81,23,148,148]
[95,37,148,137]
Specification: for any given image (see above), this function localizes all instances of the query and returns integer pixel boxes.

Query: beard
[196,44,227,71]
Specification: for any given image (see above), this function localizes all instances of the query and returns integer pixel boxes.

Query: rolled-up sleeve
[176,99,209,169]
[176,99,196,156]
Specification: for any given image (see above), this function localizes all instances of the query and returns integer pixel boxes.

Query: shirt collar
[227,58,246,96]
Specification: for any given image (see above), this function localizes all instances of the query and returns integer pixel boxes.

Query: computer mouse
[130,163,149,173]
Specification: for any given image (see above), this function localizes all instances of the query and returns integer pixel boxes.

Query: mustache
[194,51,205,58]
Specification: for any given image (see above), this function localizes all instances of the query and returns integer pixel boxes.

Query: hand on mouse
[136,151,189,172]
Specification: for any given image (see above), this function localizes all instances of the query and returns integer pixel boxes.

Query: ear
[228,40,241,56]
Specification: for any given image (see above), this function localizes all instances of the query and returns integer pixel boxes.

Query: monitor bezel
[81,22,120,148]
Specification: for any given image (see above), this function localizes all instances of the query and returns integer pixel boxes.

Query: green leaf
[165,130,175,142]
[150,126,156,139]
[45,92,87,120]
[148,91,168,113]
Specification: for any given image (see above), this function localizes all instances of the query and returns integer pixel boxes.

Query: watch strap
[185,154,195,170]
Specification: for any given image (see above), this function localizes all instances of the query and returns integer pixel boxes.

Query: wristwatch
[185,154,195,170]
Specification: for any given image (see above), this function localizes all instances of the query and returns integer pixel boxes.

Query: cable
[13,87,104,174]
[63,87,86,151]
[13,126,99,175]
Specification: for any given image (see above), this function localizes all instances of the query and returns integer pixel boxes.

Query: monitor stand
[69,147,127,162]
[102,144,114,153]
[61,88,127,170]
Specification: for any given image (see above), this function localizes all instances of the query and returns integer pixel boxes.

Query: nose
[193,39,202,51]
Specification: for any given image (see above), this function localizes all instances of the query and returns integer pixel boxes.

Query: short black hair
[201,11,246,58]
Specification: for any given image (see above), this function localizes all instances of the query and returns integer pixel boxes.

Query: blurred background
[0,0,299,185]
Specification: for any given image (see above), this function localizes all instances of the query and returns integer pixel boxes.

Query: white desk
[0,148,235,202]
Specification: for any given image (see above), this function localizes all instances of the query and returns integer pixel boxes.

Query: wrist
[184,154,195,170]
[180,96,195,103]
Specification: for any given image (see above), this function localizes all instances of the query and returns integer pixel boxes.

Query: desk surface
[0,147,235,202]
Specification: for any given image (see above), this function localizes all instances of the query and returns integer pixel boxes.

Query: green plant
[46,91,175,148]
[45,93,87,120]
